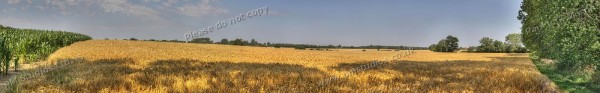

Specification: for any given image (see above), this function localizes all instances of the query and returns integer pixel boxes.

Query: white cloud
[40,0,162,20]
[12,0,227,19]
[161,0,178,7]
[45,0,82,10]
[177,0,227,17]
[98,0,161,20]
[7,0,19,4]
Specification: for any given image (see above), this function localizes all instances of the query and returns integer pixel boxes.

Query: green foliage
[493,40,506,52]
[0,25,91,75]
[189,38,212,43]
[250,39,259,46]
[429,35,459,52]
[477,37,495,52]
[466,46,477,52]
[0,38,11,75]
[519,0,600,92]
[220,39,229,44]
[428,44,437,51]
[229,39,245,46]
[504,33,527,53]
[474,36,527,53]
[294,46,306,50]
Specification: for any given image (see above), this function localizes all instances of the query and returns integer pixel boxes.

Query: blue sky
[0,0,522,47]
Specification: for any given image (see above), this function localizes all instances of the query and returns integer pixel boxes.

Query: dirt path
[0,63,44,92]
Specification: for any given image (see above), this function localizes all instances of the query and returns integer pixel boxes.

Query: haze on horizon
[0,0,522,47]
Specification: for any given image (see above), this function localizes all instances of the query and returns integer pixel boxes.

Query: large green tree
[430,35,459,52]
[519,0,600,92]
[493,40,505,53]
[477,37,495,52]
[445,35,459,51]
[505,33,522,46]
[505,33,523,53]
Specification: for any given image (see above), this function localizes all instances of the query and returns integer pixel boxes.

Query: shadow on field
[21,58,332,92]
[138,59,330,92]
[327,57,559,92]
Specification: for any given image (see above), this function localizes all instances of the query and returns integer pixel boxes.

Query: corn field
[0,26,91,75]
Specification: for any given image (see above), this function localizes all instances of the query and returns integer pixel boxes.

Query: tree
[435,40,448,52]
[429,35,459,52]
[477,37,495,52]
[220,39,228,44]
[428,44,437,51]
[519,1,600,91]
[493,40,505,53]
[520,0,600,71]
[189,38,212,43]
[505,33,522,46]
[229,39,245,46]
[445,35,459,52]
[242,40,249,46]
[129,38,138,41]
[250,39,259,46]
[505,33,523,52]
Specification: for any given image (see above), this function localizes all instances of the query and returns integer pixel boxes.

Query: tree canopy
[519,0,600,91]
[429,35,459,52]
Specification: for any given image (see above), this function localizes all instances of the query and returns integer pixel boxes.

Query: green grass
[533,58,600,93]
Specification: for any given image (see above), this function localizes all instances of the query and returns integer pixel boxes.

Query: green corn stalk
[0,37,11,75]
[13,56,19,72]
[0,26,92,74]
[13,38,31,71]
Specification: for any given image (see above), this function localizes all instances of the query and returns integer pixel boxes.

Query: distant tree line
[121,37,428,50]
[113,38,187,43]
[428,34,527,53]
[467,33,527,53]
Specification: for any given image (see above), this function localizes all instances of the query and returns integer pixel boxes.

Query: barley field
[17,40,558,92]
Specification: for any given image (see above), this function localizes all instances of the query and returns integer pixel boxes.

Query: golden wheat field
[17,40,558,92]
